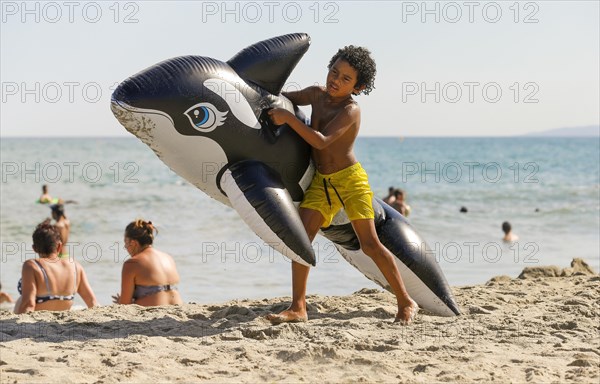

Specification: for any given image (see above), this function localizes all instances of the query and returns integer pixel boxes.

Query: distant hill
[524,125,599,137]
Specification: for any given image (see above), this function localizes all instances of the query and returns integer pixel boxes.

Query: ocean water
[1,137,598,307]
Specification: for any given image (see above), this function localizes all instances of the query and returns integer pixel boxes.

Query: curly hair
[328,45,376,95]
[32,219,62,255]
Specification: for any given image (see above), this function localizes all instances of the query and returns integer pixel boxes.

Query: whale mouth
[110,99,141,135]
[110,99,134,132]
[110,99,174,147]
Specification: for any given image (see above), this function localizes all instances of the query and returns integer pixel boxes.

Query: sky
[1,0,598,137]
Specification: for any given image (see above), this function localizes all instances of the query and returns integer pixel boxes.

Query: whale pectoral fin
[219,160,315,267]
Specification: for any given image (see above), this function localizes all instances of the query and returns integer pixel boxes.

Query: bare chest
[311,99,350,131]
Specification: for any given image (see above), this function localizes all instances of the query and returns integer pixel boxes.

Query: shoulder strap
[33,259,52,294]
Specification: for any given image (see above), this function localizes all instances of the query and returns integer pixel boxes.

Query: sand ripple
[1,259,598,383]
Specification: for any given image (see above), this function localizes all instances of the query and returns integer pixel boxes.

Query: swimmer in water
[38,185,55,204]
[51,204,70,258]
[502,221,519,242]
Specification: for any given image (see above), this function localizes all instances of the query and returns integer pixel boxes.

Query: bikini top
[18,259,77,304]
[132,284,177,301]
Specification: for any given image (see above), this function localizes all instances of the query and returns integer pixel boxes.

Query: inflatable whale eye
[111,33,460,316]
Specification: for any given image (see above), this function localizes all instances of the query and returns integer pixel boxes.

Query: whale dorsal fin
[227,33,311,95]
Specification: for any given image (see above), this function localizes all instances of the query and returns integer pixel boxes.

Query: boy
[502,221,519,242]
[267,46,418,324]
[383,186,396,205]
[391,188,411,217]
[51,204,71,258]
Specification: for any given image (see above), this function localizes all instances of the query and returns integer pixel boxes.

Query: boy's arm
[282,86,320,106]
[269,104,359,150]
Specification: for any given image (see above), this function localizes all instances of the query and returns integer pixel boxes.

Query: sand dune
[1,259,598,383]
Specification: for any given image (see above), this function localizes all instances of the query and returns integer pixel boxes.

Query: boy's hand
[267,108,293,126]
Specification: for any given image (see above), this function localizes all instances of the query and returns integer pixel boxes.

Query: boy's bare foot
[394,299,419,325]
[265,309,308,324]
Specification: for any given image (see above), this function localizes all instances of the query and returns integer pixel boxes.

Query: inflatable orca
[111,33,460,316]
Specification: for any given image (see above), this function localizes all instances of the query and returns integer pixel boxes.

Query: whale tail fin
[227,33,311,95]
[321,198,461,316]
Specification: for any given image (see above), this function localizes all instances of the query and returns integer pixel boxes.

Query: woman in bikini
[14,220,98,313]
[113,219,182,306]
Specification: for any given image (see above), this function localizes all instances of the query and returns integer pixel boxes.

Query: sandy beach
[1,258,598,383]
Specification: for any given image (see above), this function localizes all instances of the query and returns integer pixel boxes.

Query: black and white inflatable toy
[111,33,460,316]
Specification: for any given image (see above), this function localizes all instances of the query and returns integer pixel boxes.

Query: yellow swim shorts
[300,162,374,228]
